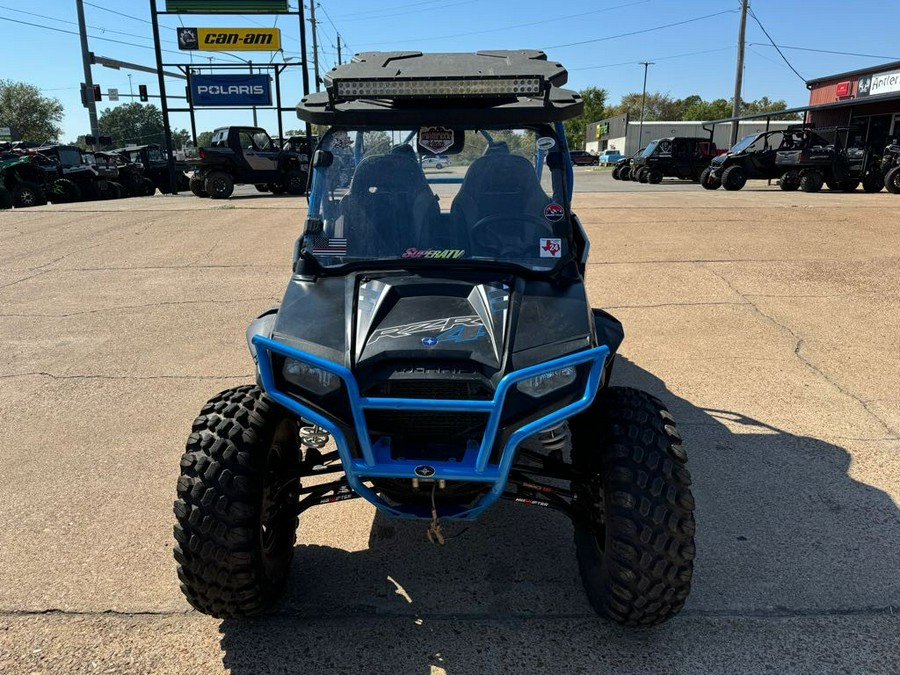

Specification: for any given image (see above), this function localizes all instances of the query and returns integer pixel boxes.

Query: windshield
[147,148,164,162]
[639,141,658,158]
[57,148,83,166]
[304,127,570,272]
[729,134,759,154]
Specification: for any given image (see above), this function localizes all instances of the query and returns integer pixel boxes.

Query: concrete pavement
[0,182,898,673]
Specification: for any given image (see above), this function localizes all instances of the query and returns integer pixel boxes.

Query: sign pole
[297,1,312,142]
[75,0,101,144]
[150,0,178,194]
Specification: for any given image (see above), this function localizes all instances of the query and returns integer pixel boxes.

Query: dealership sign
[858,69,900,98]
[178,27,280,51]
[190,74,272,107]
[166,0,288,12]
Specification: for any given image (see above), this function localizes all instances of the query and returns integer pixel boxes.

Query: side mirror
[312,149,333,168]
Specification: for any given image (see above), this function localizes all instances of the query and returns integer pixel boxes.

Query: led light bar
[333,76,543,101]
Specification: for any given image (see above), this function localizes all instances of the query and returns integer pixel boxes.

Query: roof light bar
[333,76,543,101]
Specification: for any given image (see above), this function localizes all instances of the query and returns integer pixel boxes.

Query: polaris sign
[190,74,272,107]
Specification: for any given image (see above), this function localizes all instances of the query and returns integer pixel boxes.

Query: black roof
[296,50,583,127]
[806,60,900,88]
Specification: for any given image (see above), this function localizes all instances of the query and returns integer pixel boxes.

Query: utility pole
[731,0,749,145]
[309,1,321,91]
[128,73,133,97]
[638,62,653,154]
[337,33,342,65]
[75,0,100,142]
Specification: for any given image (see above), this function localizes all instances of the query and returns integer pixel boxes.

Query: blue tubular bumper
[252,335,609,520]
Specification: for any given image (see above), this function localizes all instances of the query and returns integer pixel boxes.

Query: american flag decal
[309,235,347,255]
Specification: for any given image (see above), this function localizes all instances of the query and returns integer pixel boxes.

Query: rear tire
[637,168,650,183]
[49,178,81,204]
[647,169,663,184]
[699,167,720,190]
[255,183,270,193]
[12,181,47,208]
[205,171,234,199]
[721,165,747,191]
[618,166,631,181]
[611,165,622,180]
[779,170,801,191]
[283,169,307,196]
[570,387,695,626]
[174,385,300,618]
[109,181,125,199]
[862,171,884,193]
[800,169,824,193]
[189,176,209,198]
[884,166,900,194]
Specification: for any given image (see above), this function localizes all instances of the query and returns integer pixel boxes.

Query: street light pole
[638,61,653,154]
[128,73,133,97]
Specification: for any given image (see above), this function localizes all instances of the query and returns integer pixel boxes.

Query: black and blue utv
[174,50,695,626]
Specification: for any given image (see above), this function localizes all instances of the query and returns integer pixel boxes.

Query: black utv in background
[34,145,107,202]
[186,126,309,199]
[611,148,644,180]
[115,144,189,195]
[775,126,884,193]
[701,128,816,191]
[879,143,900,193]
[630,137,719,183]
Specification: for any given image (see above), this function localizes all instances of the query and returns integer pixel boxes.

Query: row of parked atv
[0,141,189,210]
[611,126,900,194]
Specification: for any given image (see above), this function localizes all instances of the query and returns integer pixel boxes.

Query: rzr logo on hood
[369,315,483,343]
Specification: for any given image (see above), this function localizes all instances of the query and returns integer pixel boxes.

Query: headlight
[516,366,576,398]
[282,358,341,396]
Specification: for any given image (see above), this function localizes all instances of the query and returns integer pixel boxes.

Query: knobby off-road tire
[12,180,47,208]
[699,167,720,190]
[205,171,234,199]
[174,385,301,618]
[779,170,801,191]
[884,166,900,194]
[570,387,695,626]
[800,169,824,193]
[49,178,81,204]
[618,166,632,181]
[862,171,884,193]
[721,165,747,191]
[189,176,208,198]
[647,169,663,184]
[283,169,307,196]
[611,165,622,180]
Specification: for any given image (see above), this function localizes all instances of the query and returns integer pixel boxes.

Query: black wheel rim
[20,189,35,205]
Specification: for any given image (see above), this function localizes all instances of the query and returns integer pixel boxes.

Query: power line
[571,46,734,72]
[543,9,737,50]
[0,14,243,64]
[335,0,477,23]
[358,0,649,47]
[83,0,174,29]
[748,43,900,62]
[328,0,448,20]
[747,6,805,82]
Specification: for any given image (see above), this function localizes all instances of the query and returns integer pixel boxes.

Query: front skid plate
[252,334,608,520]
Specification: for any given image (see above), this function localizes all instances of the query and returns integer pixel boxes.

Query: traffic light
[139,84,148,102]
[92,84,102,102]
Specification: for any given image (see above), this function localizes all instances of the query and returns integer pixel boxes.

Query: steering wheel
[470,213,556,258]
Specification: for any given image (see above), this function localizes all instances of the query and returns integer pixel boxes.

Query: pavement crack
[705,265,898,436]
[604,301,749,310]
[0,372,250,382]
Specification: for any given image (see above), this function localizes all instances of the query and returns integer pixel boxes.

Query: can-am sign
[166,0,287,12]
[858,69,900,98]
[190,74,272,107]
[177,27,280,51]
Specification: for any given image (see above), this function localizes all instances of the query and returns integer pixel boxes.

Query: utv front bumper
[252,335,609,520]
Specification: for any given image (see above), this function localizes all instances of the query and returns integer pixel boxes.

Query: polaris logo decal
[196,85,266,96]
[190,74,272,107]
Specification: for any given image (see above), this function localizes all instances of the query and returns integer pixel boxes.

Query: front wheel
[647,169,663,184]
[618,166,632,181]
[611,165,622,180]
[12,181,47,208]
[204,171,234,199]
[699,167,720,190]
[570,387,695,626]
[283,169,307,196]
[637,168,650,183]
[800,169,824,193]
[884,166,900,194]
[721,165,747,191]
[174,385,301,618]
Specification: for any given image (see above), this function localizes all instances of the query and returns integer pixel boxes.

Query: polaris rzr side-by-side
[174,50,695,626]
[700,127,815,191]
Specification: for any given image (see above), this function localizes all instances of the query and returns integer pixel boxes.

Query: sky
[1,0,899,143]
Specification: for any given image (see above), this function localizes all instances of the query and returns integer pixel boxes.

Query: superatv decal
[418,126,454,154]
[369,315,483,343]
[401,248,465,259]
[540,238,562,258]
[544,203,564,222]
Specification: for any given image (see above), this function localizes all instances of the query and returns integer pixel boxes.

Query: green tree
[98,103,165,147]
[0,80,64,143]
[563,86,608,150]
[742,96,799,120]
[606,91,682,122]
[682,97,732,121]
[196,130,214,148]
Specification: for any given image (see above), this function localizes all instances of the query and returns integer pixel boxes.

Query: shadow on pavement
[219,357,899,674]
